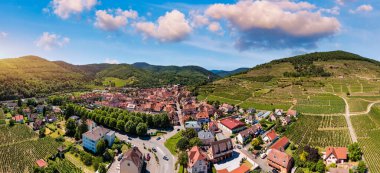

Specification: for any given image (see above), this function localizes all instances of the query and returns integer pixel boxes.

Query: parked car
[146,153,151,161]
[152,147,157,152]
[156,137,161,140]
[128,137,132,140]
[177,129,180,131]
[163,156,169,161]
[260,153,267,159]
[117,154,123,161]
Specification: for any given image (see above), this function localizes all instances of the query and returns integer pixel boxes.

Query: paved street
[238,148,272,172]
[108,126,183,173]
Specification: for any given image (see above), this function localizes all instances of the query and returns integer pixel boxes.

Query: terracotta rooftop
[325,147,348,160]
[121,147,143,169]
[270,136,289,151]
[188,146,207,168]
[267,149,292,168]
[220,118,245,130]
[36,159,48,168]
[266,130,278,141]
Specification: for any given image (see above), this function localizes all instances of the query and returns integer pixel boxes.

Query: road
[339,96,358,142]
[237,148,271,172]
[175,102,184,128]
[109,126,183,173]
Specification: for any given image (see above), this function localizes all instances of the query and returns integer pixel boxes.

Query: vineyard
[54,159,83,173]
[351,105,380,172]
[285,115,351,148]
[0,125,61,173]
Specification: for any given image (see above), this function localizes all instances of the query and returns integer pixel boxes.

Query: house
[264,130,279,143]
[247,108,256,115]
[198,130,215,145]
[33,119,44,130]
[120,147,144,173]
[23,108,31,118]
[280,116,291,126]
[208,121,219,133]
[187,146,209,173]
[86,119,97,131]
[219,103,234,113]
[82,126,115,153]
[185,121,202,132]
[267,149,293,173]
[196,111,210,124]
[286,109,297,117]
[28,113,38,122]
[270,137,290,152]
[207,138,234,163]
[219,118,246,134]
[323,147,348,165]
[236,124,262,144]
[270,114,277,122]
[36,159,48,168]
[5,102,17,110]
[245,115,255,125]
[215,133,227,141]
[328,168,350,173]
[12,115,24,123]
[274,109,283,116]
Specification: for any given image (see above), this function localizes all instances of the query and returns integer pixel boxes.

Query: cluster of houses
[78,86,192,125]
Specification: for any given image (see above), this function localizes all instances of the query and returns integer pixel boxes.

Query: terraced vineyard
[351,105,380,172]
[285,115,351,148]
[54,159,83,173]
[0,125,61,173]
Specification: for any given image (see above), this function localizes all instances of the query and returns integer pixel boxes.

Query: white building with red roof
[323,147,348,165]
[187,146,208,173]
[218,118,246,134]
[264,129,279,143]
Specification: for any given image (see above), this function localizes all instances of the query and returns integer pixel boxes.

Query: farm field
[0,125,61,173]
[351,105,380,172]
[285,115,351,148]
[53,159,83,173]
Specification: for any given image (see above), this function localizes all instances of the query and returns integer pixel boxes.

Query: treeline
[64,104,171,136]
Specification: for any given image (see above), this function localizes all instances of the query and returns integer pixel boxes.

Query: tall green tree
[136,123,148,136]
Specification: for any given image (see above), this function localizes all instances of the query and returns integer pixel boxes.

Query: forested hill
[210,68,250,77]
[0,56,87,100]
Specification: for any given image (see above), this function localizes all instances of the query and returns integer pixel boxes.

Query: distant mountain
[210,68,250,77]
[0,56,87,100]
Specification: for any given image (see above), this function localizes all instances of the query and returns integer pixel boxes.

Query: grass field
[164,132,182,155]
[351,105,380,172]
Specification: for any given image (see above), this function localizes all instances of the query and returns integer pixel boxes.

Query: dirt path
[338,95,358,142]
[351,101,380,116]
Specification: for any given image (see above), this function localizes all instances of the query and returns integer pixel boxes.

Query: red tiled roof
[12,115,24,121]
[188,146,207,168]
[325,147,347,160]
[220,118,245,130]
[267,149,292,168]
[270,137,289,151]
[217,165,250,173]
[266,130,278,141]
[196,111,209,119]
[287,109,297,116]
[36,159,48,168]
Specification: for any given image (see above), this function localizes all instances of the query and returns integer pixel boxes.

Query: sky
[0,0,379,70]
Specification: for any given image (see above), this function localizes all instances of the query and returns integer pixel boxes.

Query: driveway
[111,126,183,173]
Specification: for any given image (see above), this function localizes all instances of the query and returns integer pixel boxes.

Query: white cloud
[189,11,209,27]
[35,32,70,50]
[208,22,221,32]
[0,32,8,39]
[204,0,340,50]
[350,4,373,14]
[51,0,97,19]
[336,0,356,6]
[319,6,340,15]
[135,10,192,42]
[105,58,119,64]
[94,9,138,31]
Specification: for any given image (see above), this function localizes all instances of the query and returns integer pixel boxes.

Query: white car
[260,153,267,159]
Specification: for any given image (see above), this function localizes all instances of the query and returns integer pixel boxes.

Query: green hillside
[196,51,380,113]
[0,56,87,100]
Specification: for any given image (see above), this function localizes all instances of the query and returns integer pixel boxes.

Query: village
[0,85,365,173]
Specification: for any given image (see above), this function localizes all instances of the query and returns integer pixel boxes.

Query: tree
[116,120,125,131]
[39,127,46,138]
[251,138,261,149]
[348,142,362,161]
[189,137,202,147]
[103,149,114,161]
[136,123,148,136]
[124,121,137,134]
[315,160,325,173]
[182,129,197,139]
[9,119,15,126]
[65,118,77,137]
[356,161,367,173]
[98,164,107,173]
[178,152,189,166]
[176,137,189,151]
[65,104,75,119]
[96,139,107,154]
[17,98,22,107]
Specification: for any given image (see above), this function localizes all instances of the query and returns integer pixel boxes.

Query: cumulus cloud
[105,58,119,64]
[208,22,221,32]
[350,4,373,14]
[189,11,210,27]
[35,32,70,50]
[205,0,340,50]
[135,10,192,42]
[0,32,8,39]
[51,0,97,19]
[94,9,138,31]
[319,6,340,15]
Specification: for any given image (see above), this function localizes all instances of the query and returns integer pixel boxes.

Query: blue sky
[0,0,378,70]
